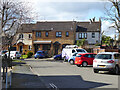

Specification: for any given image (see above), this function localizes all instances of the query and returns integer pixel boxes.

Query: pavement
[1,67,12,89]
[10,61,47,89]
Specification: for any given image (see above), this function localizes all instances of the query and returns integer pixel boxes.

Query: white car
[6,51,21,59]
[93,52,120,74]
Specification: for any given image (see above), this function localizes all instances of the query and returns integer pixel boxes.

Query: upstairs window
[79,33,87,39]
[19,34,24,39]
[36,32,41,37]
[56,32,62,37]
[92,32,95,38]
[66,32,69,37]
[29,34,32,39]
[46,32,49,37]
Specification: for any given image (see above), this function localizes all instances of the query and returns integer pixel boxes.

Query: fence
[2,55,12,88]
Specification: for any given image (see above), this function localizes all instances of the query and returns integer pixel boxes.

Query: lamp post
[0,22,2,90]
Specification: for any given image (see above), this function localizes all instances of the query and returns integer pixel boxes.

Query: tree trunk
[119,32,120,49]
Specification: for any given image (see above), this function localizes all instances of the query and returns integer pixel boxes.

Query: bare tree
[104,0,120,45]
[0,0,35,86]
[0,0,34,56]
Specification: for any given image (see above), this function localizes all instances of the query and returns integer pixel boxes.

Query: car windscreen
[95,54,112,59]
[76,55,82,57]
[37,52,43,54]
[73,53,78,56]
[76,49,86,53]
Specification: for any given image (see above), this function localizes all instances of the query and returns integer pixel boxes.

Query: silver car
[93,52,120,74]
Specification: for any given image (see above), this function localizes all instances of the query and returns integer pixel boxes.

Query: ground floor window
[42,44,51,50]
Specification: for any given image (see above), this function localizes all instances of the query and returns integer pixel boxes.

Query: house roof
[17,21,101,33]
[33,21,76,31]
[76,22,101,32]
[17,24,36,33]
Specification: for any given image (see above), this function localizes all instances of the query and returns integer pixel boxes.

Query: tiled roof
[34,21,75,31]
[17,21,101,33]
[17,24,36,33]
[76,22,101,32]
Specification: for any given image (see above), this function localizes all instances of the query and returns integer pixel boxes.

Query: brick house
[32,21,76,55]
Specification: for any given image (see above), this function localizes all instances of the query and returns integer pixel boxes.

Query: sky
[22,0,119,39]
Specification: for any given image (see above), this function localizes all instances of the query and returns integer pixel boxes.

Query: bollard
[9,71,12,87]
[6,71,7,88]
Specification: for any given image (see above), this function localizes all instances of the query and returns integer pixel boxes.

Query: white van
[62,45,87,61]
[6,51,21,59]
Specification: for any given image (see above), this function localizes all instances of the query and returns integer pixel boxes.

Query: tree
[0,0,34,57]
[76,39,86,47]
[104,0,120,45]
[0,0,34,85]
[102,35,114,46]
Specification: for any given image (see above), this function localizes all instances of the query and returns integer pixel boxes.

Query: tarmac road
[26,58,119,89]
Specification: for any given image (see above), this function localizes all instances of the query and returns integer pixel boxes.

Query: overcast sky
[23,0,119,39]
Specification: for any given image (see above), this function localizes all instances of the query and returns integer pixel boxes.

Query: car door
[83,54,91,65]
[90,54,96,65]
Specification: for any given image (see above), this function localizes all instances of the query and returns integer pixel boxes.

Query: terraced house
[76,20,101,46]
[32,21,76,55]
[14,24,35,54]
[14,20,101,55]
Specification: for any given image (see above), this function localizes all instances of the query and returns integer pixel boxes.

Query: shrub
[20,55,28,59]
[27,52,33,58]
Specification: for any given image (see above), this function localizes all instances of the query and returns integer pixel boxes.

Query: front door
[55,45,59,55]
[20,46,23,53]
[34,44,39,53]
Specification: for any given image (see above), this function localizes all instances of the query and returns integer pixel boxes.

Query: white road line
[52,83,58,88]
[49,83,58,89]
[49,83,55,88]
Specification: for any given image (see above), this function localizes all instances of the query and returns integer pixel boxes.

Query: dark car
[34,50,48,59]
[53,54,62,60]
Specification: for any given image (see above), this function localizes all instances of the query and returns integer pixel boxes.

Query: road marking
[49,83,58,89]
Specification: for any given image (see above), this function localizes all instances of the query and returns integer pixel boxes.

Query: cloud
[31,2,107,21]
[21,0,116,38]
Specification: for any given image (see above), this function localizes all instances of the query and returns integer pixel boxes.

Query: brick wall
[32,30,75,55]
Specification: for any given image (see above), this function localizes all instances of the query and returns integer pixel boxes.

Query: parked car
[6,51,21,59]
[68,52,81,65]
[62,45,87,61]
[93,52,120,74]
[53,54,62,60]
[34,50,48,59]
[75,53,96,67]
[0,50,8,57]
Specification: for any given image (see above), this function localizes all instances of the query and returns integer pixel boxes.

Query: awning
[34,41,52,44]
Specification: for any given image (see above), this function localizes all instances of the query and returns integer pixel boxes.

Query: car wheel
[56,57,60,60]
[115,66,119,75]
[69,60,74,65]
[35,57,37,59]
[77,64,81,67]
[82,62,88,67]
[94,69,99,73]
[63,57,67,62]
[17,57,20,59]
